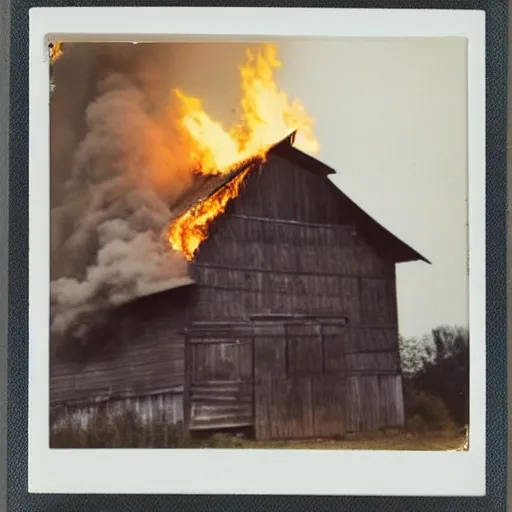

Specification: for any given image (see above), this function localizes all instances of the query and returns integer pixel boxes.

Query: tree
[402,325,469,427]
[398,333,435,376]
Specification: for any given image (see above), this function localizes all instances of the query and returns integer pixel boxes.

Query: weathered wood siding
[50,150,406,438]
[184,325,253,431]
[193,152,396,327]
[253,320,349,440]
[191,153,404,434]
[192,216,384,323]
[52,391,184,429]
[50,288,191,414]
[345,374,404,432]
[50,391,184,448]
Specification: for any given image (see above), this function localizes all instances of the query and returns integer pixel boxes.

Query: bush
[403,380,457,434]
[51,410,188,448]
[50,409,256,449]
[196,433,247,449]
[400,325,469,427]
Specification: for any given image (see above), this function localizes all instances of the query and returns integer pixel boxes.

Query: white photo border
[28,7,486,496]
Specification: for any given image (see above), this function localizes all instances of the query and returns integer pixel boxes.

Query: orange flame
[175,44,319,175]
[169,167,252,260]
[168,43,319,260]
[49,42,64,66]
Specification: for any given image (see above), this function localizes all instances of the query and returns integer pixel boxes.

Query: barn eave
[326,183,431,265]
[168,131,430,266]
[115,276,197,308]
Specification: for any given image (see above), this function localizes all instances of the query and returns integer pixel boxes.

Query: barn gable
[190,140,404,327]
[272,133,428,264]
[171,132,428,265]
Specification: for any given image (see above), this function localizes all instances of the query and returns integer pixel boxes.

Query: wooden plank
[183,336,192,435]
[185,327,255,432]
[52,391,185,433]
[194,218,385,278]
[190,420,253,430]
[191,339,252,383]
[346,376,362,433]
[253,333,286,378]
[359,375,382,431]
[312,374,346,438]
[378,374,405,428]
[186,331,250,339]
[287,325,323,374]
[268,376,314,440]
[51,325,187,404]
[323,331,347,373]
[227,213,354,233]
[345,352,399,373]
[359,277,395,325]
[252,322,286,336]
[394,375,405,427]
[188,380,253,431]
[320,326,399,358]
[254,376,272,441]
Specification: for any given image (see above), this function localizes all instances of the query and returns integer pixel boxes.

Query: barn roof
[168,158,257,223]
[115,276,196,306]
[169,132,429,265]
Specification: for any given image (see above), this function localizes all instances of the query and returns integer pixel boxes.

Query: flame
[175,43,319,175]
[169,167,251,260]
[168,43,319,260]
[49,42,64,65]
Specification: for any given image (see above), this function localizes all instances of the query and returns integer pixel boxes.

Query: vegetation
[50,410,187,449]
[399,325,469,430]
[50,324,469,450]
[51,413,466,451]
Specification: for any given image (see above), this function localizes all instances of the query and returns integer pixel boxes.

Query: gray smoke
[50,43,198,349]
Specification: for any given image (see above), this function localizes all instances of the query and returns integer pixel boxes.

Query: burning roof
[168,130,329,224]
[167,133,301,260]
[167,131,429,265]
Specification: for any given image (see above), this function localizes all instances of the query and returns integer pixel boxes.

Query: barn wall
[191,154,404,434]
[52,391,184,429]
[185,328,254,431]
[228,155,356,225]
[193,155,398,330]
[51,391,184,448]
[50,287,192,416]
[50,151,406,437]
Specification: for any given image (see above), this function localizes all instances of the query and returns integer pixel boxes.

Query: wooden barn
[50,133,428,441]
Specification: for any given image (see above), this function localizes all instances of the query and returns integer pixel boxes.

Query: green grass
[51,415,468,451]
[191,428,467,451]
[51,388,468,451]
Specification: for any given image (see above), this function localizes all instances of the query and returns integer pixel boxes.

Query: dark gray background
[0,1,508,511]
[507,1,511,508]
[1,0,10,509]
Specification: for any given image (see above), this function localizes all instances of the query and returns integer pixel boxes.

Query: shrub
[50,410,188,448]
[400,325,469,427]
[195,433,247,449]
[403,380,457,434]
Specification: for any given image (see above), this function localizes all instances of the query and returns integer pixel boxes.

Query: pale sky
[276,38,468,338]
[191,38,468,338]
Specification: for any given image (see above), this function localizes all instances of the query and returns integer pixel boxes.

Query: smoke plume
[50,43,203,351]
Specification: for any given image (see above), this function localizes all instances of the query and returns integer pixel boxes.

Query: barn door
[184,325,253,432]
[252,320,347,441]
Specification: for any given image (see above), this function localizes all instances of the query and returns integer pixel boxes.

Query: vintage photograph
[48,39,469,451]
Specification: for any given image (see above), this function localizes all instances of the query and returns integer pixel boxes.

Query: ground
[50,407,469,450]
[192,429,468,451]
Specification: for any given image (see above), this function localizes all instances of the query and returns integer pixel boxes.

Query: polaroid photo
[28,7,485,496]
